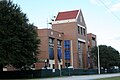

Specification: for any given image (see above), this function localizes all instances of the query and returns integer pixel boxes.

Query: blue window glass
[88,57,90,65]
[64,40,71,60]
[78,41,81,53]
[58,48,62,62]
[49,47,54,60]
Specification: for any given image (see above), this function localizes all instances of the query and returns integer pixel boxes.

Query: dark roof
[55,10,79,21]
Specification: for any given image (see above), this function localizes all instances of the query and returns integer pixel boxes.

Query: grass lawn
[96,76,120,80]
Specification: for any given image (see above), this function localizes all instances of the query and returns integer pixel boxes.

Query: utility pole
[98,45,100,74]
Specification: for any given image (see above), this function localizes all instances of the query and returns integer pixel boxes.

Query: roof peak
[55,9,80,21]
[58,9,80,13]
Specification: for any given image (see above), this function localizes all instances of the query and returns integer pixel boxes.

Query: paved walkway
[39,73,120,80]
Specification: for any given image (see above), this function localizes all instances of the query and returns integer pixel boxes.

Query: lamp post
[44,59,47,69]
[98,45,100,74]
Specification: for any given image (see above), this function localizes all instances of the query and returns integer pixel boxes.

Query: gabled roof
[55,10,79,21]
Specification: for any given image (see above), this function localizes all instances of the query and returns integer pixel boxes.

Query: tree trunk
[0,64,3,72]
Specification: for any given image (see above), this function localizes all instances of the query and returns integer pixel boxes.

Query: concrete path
[39,73,120,80]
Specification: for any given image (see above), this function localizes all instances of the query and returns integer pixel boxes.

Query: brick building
[87,33,97,68]
[3,9,97,71]
[35,9,95,69]
[52,10,88,69]
[36,29,65,69]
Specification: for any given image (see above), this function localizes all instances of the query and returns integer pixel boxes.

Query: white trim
[77,24,85,29]
[49,60,55,64]
[49,60,55,69]
[59,34,61,37]
[58,64,61,70]
[50,31,53,35]
[52,19,76,24]
[78,38,86,43]
[70,40,74,68]
[76,9,80,20]
[58,59,62,64]
[3,68,7,71]
[52,69,55,72]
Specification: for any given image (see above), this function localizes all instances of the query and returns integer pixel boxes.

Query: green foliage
[0,0,40,69]
[91,45,120,69]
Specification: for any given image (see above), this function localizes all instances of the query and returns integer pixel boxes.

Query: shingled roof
[55,10,79,21]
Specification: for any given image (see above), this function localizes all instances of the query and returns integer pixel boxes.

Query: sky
[12,0,120,52]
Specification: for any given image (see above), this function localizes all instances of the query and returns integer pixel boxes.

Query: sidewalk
[39,73,120,80]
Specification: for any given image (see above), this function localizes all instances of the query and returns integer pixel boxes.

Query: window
[49,38,54,44]
[57,40,62,62]
[78,41,81,53]
[92,37,95,40]
[78,41,85,53]
[58,47,62,62]
[80,27,83,35]
[78,26,80,34]
[64,40,70,46]
[49,38,54,60]
[64,40,71,60]
[92,37,96,47]
[78,41,84,67]
[49,47,54,60]
[79,27,86,36]
[57,40,61,46]
[80,42,84,53]
[83,28,85,36]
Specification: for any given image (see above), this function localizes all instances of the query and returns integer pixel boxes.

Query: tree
[91,45,120,69]
[0,0,40,71]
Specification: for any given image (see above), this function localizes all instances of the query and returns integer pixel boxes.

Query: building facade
[35,9,95,69]
[36,29,65,69]
[87,33,97,48]
[52,10,88,69]
[87,33,97,68]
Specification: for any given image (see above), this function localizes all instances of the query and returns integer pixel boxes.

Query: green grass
[96,76,120,80]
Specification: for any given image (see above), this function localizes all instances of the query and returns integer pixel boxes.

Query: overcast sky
[12,0,120,52]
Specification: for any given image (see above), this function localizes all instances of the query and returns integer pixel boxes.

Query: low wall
[0,68,119,79]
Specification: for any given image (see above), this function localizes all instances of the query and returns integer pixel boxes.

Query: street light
[97,45,100,74]
[44,59,47,69]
